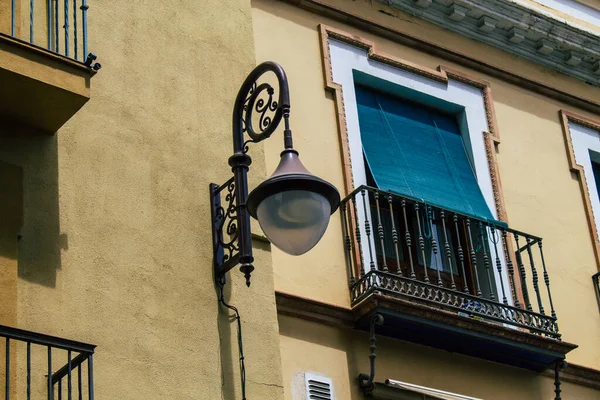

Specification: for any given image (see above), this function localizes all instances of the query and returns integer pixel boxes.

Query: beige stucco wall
[0,0,284,399]
[252,0,600,388]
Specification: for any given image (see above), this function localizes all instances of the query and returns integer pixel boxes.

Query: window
[356,85,498,297]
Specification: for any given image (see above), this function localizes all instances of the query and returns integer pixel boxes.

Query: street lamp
[211,62,340,287]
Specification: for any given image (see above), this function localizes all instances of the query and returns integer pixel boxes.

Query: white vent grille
[305,373,333,400]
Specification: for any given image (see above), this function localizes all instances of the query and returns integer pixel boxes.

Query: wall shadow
[0,132,62,288]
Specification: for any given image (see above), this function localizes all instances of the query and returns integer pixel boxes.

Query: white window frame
[329,39,512,304]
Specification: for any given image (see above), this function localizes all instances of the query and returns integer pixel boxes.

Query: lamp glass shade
[256,189,331,255]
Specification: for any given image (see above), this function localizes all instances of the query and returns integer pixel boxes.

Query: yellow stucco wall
[252,0,600,394]
[0,0,284,399]
[279,315,600,400]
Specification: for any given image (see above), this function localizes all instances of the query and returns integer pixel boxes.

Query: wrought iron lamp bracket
[211,62,291,287]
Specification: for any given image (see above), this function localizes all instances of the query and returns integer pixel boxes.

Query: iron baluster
[353,199,365,278]
[55,0,59,52]
[67,351,72,400]
[87,355,93,400]
[11,0,15,36]
[5,338,9,400]
[73,0,77,60]
[47,0,52,49]
[414,203,429,282]
[77,366,82,400]
[538,240,557,318]
[27,342,31,400]
[479,222,495,300]
[440,211,456,290]
[453,214,469,293]
[81,0,88,57]
[466,218,483,297]
[514,233,532,311]
[374,191,388,272]
[58,380,62,400]
[502,230,520,307]
[526,237,545,315]
[361,189,376,271]
[428,207,443,287]
[64,0,69,57]
[341,202,355,286]
[388,195,402,275]
[48,347,53,400]
[490,226,508,304]
[30,0,34,43]
[401,199,416,279]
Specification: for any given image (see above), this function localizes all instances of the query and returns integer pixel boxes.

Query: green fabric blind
[355,85,495,221]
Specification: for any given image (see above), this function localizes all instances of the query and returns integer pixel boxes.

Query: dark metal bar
[502,230,520,307]
[554,361,563,400]
[58,380,62,400]
[55,0,59,52]
[514,233,532,311]
[64,0,69,57]
[30,0,34,43]
[6,338,10,400]
[47,0,52,49]
[27,342,31,400]
[401,199,416,279]
[81,0,88,61]
[77,366,82,400]
[428,207,443,287]
[374,191,388,272]
[353,199,365,278]
[340,202,355,285]
[539,241,557,318]
[440,211,456,290]
[87,355,93,400]
[48,347,53,400]
[414,203,429,282]
[52,353,89,384]
[361,189,375,271]
[526,237,545,315]
[478,222,495,300]
[466,218,482,297]
[490,226,508,304]
[453,214,469,293]
[11,0,15,36]
[0,326,96,354]
[388,195,402,275]
[73,0,77,60]
[68,351,72,400]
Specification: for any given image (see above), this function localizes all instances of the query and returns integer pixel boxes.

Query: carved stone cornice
[378,0,600,85]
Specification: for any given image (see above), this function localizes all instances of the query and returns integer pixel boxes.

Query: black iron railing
[6,0,92,63]
[340,185,560,339]
[1,324,95,399]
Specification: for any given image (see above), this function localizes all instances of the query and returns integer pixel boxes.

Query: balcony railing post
[538,240,557,318]
[387,194,403,275]
[490,226,508,305]
[414,203,429,283]
[47,0,52,49]
[440,211,456,290]
[453,214,469,293]
[48,347,53,400]
[27,342,31,400]
[361,189,376,271]
[81,0,88,63]
[11,0,15,37]
[340,202,355,286]
[87,354,93,400]
[30,0,34,43]
[374,192,388,272]
[427,206,443,287]
[479,222,495,301]
[6,338,10,400]
[514,233,533,311]
[502,230,520,307]
[401,199,416,279]
[526,237,545,315]
[73,0,78,60]
[466,218,483,297]
[352,199,365,278]
[55,0,59,52]
[64,0,69,57]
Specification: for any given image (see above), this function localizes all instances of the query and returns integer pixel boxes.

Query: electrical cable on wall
[217,282,247,400]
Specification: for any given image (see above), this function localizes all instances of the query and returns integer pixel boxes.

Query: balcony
[340,186,577,371]
[1,324,95,399]
[0,0,99,135]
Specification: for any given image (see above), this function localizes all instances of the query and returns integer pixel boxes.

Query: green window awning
[355,85,495,222]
